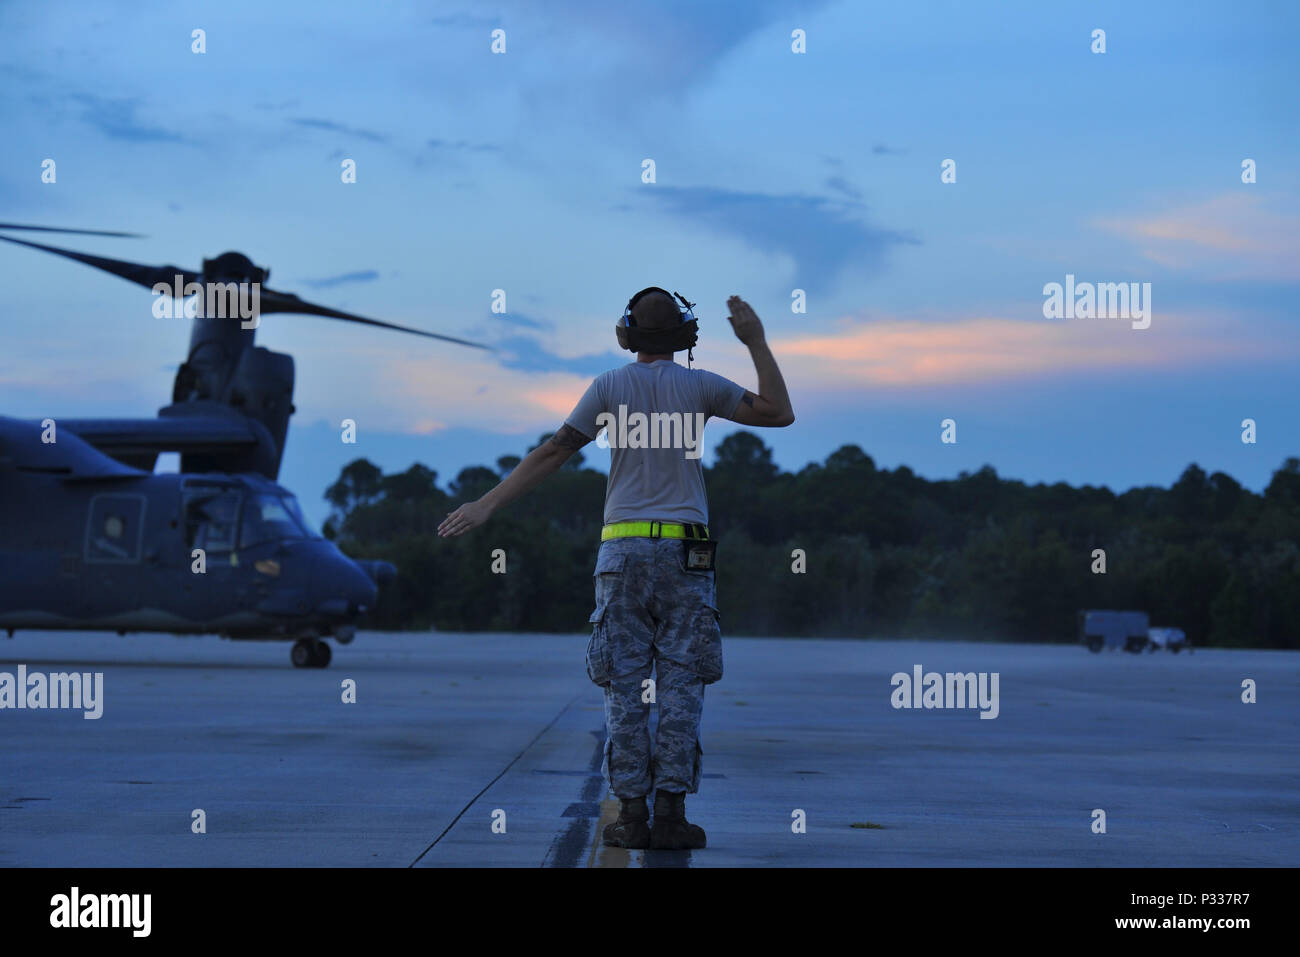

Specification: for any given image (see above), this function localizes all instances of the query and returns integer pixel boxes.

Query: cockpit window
[279,494,320,539]
[182,485,319,552]
[184,489,240,553]
[239,493,319,548]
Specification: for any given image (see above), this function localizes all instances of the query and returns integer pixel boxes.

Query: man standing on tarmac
[438,290,795,850]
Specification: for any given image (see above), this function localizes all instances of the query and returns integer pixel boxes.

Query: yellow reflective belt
[601,521,709,541]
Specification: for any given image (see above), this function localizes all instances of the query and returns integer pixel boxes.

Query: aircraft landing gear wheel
[291,639,315,668]
[312,640,332,668]
[291,639,332,668]
[292,639,331,668]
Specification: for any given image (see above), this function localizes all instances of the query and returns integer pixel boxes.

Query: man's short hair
[630,290,682,331]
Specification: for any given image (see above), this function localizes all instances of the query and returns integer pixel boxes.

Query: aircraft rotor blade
[0,234,198,291]
[259,286,494,350]
[0,222,145,238]
[1,231,491,349]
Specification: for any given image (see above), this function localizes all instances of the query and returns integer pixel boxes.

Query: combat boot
[650,789,706,849]
[602,796,650,849]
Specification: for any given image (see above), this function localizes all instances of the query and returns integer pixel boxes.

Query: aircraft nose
[316,560,379,618]
[356,559,397,587]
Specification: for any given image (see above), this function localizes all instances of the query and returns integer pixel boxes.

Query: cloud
[426,138,501,154]
[494,312,553,331]
[415,139,503,175]
[520,382,594,419]
[872,144,906,155]
[646,185,916,288]
[359,307,1293,442]
[496,0,833,121]
[299,270,380,289]
[824,175,862,201]
[494,334,624,377]
[348,348,594,435]
[430,13,501,29]
[1095,193,1300,280]
[772,313,1288,388]
[70,94,186,143]
[290,117,389,144]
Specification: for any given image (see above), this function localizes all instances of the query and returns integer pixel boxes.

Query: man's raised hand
[726,295,766,347]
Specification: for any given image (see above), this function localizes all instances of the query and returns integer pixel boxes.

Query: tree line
[322,433,1300,649]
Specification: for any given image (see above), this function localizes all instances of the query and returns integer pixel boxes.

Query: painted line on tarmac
[543,727,606,867]
[408,694,580,867]
[587,795,634,868]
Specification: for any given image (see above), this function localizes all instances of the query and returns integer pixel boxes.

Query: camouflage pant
[585,536,723,799]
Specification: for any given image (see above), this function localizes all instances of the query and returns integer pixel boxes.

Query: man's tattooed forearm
[551,424,593,450]
[741,393,755,407]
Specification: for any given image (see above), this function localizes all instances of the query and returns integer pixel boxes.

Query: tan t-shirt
[565,359,745,525]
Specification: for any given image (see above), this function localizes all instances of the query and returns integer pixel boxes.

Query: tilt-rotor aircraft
[0,223,488,667]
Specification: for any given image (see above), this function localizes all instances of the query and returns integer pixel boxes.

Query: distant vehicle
[1079,610,1149,653]
[1147,627,1190,654]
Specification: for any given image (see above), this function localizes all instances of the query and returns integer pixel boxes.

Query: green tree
[325,458,383,510]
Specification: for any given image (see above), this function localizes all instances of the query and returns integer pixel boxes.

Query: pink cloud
[769,313,1281,388]
[1095,193,1300,279]
[287,310,1291,435]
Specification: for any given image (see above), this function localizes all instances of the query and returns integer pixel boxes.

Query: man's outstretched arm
[437,425,593,537]
[724,295,795,428]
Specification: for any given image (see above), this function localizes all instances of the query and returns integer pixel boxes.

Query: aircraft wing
[0,416,147,480]
[55,415,271,475]
[58,417,262,458]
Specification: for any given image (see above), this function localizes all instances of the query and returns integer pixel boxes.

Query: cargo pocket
[585,547,626,688]
[689,740,703,793]
[586,602,614,687]
[688,604,723,684]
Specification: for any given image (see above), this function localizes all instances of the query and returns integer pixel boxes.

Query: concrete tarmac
[1,632,1296,867]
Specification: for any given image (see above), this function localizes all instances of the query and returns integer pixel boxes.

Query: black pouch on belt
[683,538,718,572]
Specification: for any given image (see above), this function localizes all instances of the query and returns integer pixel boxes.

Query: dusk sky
[2,0,1296,526]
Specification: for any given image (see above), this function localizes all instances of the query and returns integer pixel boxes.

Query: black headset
[616,287,699,360]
